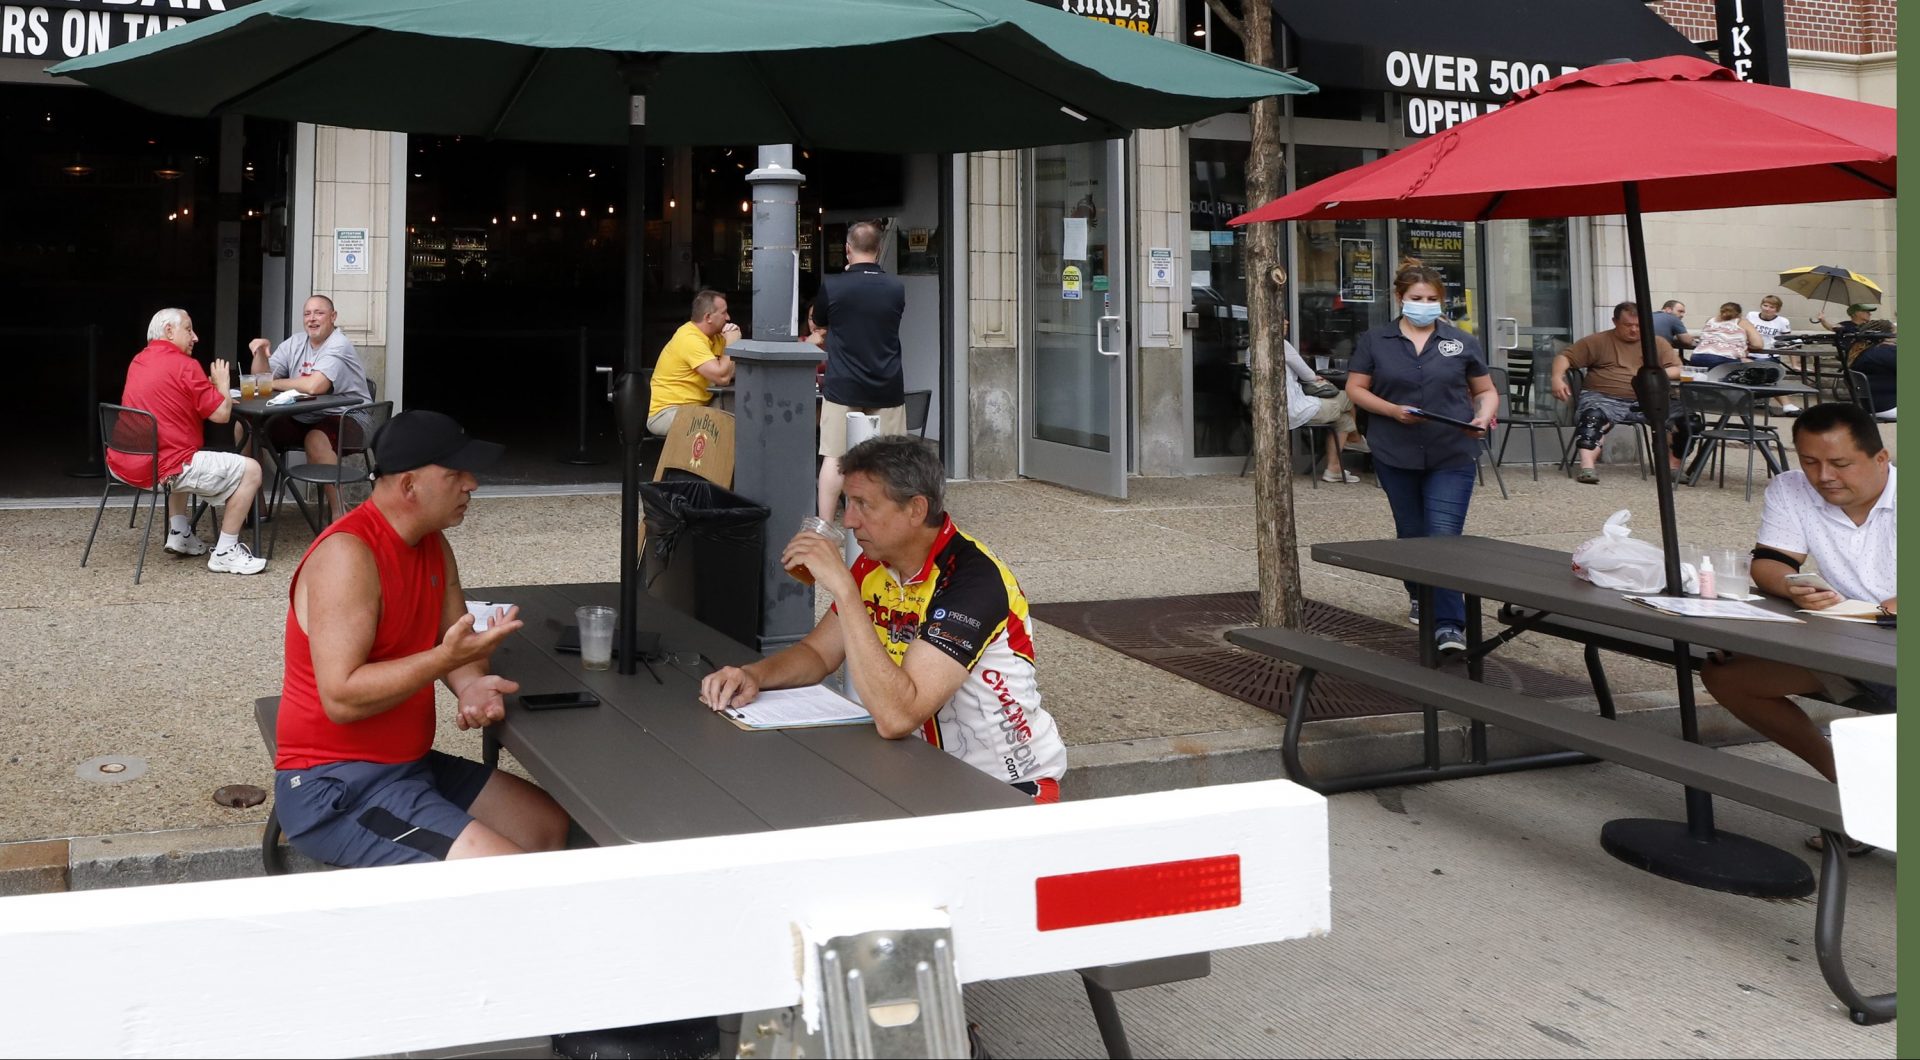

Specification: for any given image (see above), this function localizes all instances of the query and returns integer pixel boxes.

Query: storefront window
[1396,220,1481,337]
[1292,145,1386,370]
[1189,139,1253,458]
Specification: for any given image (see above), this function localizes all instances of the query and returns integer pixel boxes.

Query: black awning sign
[1384,50,1578,101]
[2,1,234,61]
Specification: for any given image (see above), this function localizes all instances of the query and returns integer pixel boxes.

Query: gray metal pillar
[729,339,830,652]
[746,146,806,339]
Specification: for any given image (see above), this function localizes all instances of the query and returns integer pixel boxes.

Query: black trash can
[639,478,770,648]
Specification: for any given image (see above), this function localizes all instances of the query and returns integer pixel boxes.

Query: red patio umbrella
[1230,55,1897,933]
[1232,55,1895,595]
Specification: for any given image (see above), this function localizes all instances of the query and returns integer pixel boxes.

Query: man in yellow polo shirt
[647,289,739,435]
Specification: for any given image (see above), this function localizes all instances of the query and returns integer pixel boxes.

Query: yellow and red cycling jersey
[838,516,1066,786]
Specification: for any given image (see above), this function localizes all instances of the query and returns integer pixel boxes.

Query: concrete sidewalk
[1,467,1786,851]
[0,464,1893,1054]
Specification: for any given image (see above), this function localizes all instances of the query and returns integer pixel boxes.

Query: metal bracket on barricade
[739,915,966,1058]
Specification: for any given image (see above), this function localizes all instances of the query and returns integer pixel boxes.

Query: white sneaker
[1321,469,1361,483]
[208,542,267,575]
[1779,402,1802,414]
[164,530,207,557]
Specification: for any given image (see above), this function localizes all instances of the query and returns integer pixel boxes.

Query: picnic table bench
[1229,626,1893,1024]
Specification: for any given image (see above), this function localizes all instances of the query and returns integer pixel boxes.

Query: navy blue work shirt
[1348,320,1489,470]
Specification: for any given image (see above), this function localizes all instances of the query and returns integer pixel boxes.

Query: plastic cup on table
[787,516,844,586]
[1712,548,1752,599]
[575,605,617,671]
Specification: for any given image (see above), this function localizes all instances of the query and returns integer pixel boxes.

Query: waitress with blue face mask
[1344,257,1499,655]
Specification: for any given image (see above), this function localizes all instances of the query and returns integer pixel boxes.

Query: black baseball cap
[371,410,504,476]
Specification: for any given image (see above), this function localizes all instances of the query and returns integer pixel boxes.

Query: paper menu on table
[1623,596,1803,622]
[722,685,872,730]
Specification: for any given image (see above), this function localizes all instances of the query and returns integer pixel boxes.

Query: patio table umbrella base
[1600,817,1815,899]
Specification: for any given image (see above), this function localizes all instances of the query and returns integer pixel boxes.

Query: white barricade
[0,780,1328,1059]
[1831,714,1896,851]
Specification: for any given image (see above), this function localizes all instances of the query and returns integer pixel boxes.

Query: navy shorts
[274,751,494,868]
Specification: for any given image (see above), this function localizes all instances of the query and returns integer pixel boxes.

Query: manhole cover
[75,755,148,784]
[213,784,266,809]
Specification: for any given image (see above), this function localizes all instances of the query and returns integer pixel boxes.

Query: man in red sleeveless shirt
[274,410,568,867]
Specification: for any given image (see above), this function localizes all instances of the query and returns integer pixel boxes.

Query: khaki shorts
[167,450,251,507]
[646,406,682,437]
[819,400,906,457]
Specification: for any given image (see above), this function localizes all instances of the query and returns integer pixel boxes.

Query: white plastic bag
[1570,510,1697,593]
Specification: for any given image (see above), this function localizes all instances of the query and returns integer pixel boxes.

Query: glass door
[1486,218,1576,464]
[1023,140,1128,498]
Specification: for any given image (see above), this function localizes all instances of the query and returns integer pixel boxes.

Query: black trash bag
[638,479,771,648]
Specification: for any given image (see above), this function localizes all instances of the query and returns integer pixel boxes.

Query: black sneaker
[1436,626,1467,654]
[1407,601,1421,627]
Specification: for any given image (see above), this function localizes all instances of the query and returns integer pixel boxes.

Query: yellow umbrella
[1779,264,1883,310]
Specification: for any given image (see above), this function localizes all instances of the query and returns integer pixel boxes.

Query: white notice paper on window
[723,685,873,730]
[1063,217,1089,261]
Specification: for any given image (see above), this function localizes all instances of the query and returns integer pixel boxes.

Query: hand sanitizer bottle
[1698,554,1717,599]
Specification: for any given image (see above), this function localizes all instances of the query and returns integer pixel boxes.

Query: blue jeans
[1372,461,1478,631]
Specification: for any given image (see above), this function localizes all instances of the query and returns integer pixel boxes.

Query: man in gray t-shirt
[249,295,374,519]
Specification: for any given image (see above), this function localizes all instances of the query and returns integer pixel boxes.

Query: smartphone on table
[517,691,601,711]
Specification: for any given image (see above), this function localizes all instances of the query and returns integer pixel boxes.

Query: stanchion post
[69,324,105,479]
[561,325,602,465]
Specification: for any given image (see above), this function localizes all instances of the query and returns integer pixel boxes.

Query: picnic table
[1308,535,1892,894]
[471,580,1206,1056]
[1232,534,1895,1022]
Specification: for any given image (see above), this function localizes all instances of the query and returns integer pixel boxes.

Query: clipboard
[1408,407,1488,433]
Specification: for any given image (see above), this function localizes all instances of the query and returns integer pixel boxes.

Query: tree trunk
[1235,2,1304,630]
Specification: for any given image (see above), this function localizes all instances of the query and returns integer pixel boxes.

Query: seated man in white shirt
[1701,403,1895,851]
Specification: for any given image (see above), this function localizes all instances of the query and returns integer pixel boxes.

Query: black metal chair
[267,401,392,557]
[904,389,932,437]
[1679,382,1787,502]
[1490,365,1564,483]
[82,403,203,584]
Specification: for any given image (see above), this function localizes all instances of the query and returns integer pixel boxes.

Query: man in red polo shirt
[111,308,267,574]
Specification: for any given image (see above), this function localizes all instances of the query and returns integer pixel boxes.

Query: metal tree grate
[1032,593,1590,721]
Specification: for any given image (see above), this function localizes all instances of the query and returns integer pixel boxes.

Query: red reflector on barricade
[1034,855,1241,931]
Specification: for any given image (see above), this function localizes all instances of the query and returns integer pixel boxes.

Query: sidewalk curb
[4,695,1857,892]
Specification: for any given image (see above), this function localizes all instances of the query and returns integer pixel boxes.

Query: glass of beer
[787,516,844,585]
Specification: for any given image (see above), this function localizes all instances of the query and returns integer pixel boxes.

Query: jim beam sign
[1,1,248,62]
[1033,0,1157,37]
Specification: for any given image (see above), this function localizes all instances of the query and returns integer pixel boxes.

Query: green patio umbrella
[51,0,1307,150]
[55,0,1313,674]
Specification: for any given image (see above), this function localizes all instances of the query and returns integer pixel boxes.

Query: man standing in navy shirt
[814,220,907,519]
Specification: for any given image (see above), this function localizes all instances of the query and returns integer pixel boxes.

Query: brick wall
[1649,1,1897,56]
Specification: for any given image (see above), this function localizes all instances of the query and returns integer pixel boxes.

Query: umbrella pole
[1601,188,1812,898]
[619,68,656,677]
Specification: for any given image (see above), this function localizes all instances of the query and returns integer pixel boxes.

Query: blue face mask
[1402,301,1444,326]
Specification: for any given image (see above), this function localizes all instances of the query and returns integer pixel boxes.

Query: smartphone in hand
[1784,572,1836,593]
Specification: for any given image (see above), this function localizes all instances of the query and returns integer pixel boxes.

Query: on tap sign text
[2,1,236,61]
